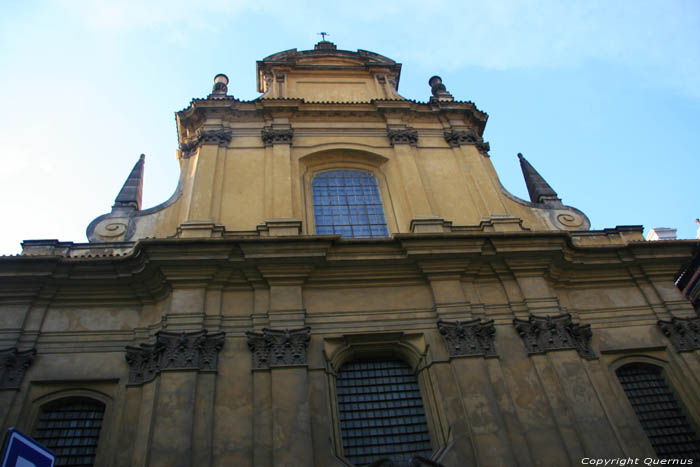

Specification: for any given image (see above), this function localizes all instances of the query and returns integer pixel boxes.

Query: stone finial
[513,313,596,359]
[246,327,311,369]
[658,317,700,352]
[0,347,36,389]
[113,154,145,210]
[517,153,560,204]
[211,73,229,97]
[438,319,497,357]
[125,330,225,385]
[429,75,453,101]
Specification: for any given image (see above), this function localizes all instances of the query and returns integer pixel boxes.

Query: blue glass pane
[312,170,389,238]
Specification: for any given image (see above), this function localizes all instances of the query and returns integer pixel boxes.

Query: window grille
[34,397,105,466]
[336,359,432,465]
[312,170,389,238]
[616,363,700,460]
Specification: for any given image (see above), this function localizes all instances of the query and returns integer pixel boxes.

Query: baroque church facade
[1,41,699,466]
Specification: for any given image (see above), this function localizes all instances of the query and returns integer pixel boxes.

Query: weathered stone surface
[438,319,497,358]
[0,347,35,389]
[150,372,197,467]
[246,327,311,369]
[657,316,700,352]
[513,313,596,360]
[387,128,418,146]
[125,330,225,385]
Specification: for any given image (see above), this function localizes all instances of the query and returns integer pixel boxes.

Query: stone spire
[518,153,559,204]
[113,154,145,210]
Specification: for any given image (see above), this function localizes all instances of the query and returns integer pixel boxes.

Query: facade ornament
[387,129,418,146]
[428,75,453,102]
[513,313,596,360]
[180,129,233,158]
[246,327,311,369]
[443,129,490,155]
[443,129,478,147]
[0,348,36,390]
[261,128,294,146]
[125,330,225,385]
[210,73,229,98]
[658,316,700,352]
[437,319,497,357]
[476,141,490,154]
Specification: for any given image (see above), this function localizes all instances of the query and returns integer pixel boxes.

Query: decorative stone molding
[438,319,497,358]
[513,313,595,360]
[199,129,233,146]
[0,347,36,389]
[476,141,490,154]
[256,218,302,237]
[261,128,294,146]
[246,327,311,369]
[180,129,233,157]
[409,217,453,233]
[387,129,418,146]
[443,129,478,147]
[658,317,700,352]
[125,330,225,385]
[175,221,226,238]
[444,129,489,154]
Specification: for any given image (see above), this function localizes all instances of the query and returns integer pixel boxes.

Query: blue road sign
[1,428,54,467]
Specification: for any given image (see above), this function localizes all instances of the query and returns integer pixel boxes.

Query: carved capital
[261,128,294,146]
[513,313,595,360]
[476,141,490,154]
[443,129,490,154]
[387,129,418,146]
[658,317,700,352]
[443,129,478,147]
[0,348,36,389]
[438,319,497,357]
[125,330,225,385]
[179,129,233,157]
[199,129,233,146]
[246,327,311,369]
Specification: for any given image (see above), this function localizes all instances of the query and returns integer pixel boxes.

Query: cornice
[1,235,694,305]
[176,97,488,137]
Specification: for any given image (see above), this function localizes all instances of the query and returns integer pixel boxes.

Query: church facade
[1,42,698,466]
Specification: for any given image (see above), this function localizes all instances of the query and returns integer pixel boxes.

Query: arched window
[336,359,432,465]
[34,397,105,466]
[616,363,700,460]
[312,169,389,238]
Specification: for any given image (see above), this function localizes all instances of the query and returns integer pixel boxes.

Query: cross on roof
[317,32,329,41]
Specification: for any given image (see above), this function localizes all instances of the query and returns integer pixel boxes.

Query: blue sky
[1,1,698,254]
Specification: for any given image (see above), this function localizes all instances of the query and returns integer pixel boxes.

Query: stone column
[387,129,434,223]
[124,330,225,467]
[437,319,517,465]
[247,327,313,467]
[185,129,232,224]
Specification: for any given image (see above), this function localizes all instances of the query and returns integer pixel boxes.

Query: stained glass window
[336,359,432,465]
[617,363,700,460]
[312,170,389,238]
[34,397,105,466]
